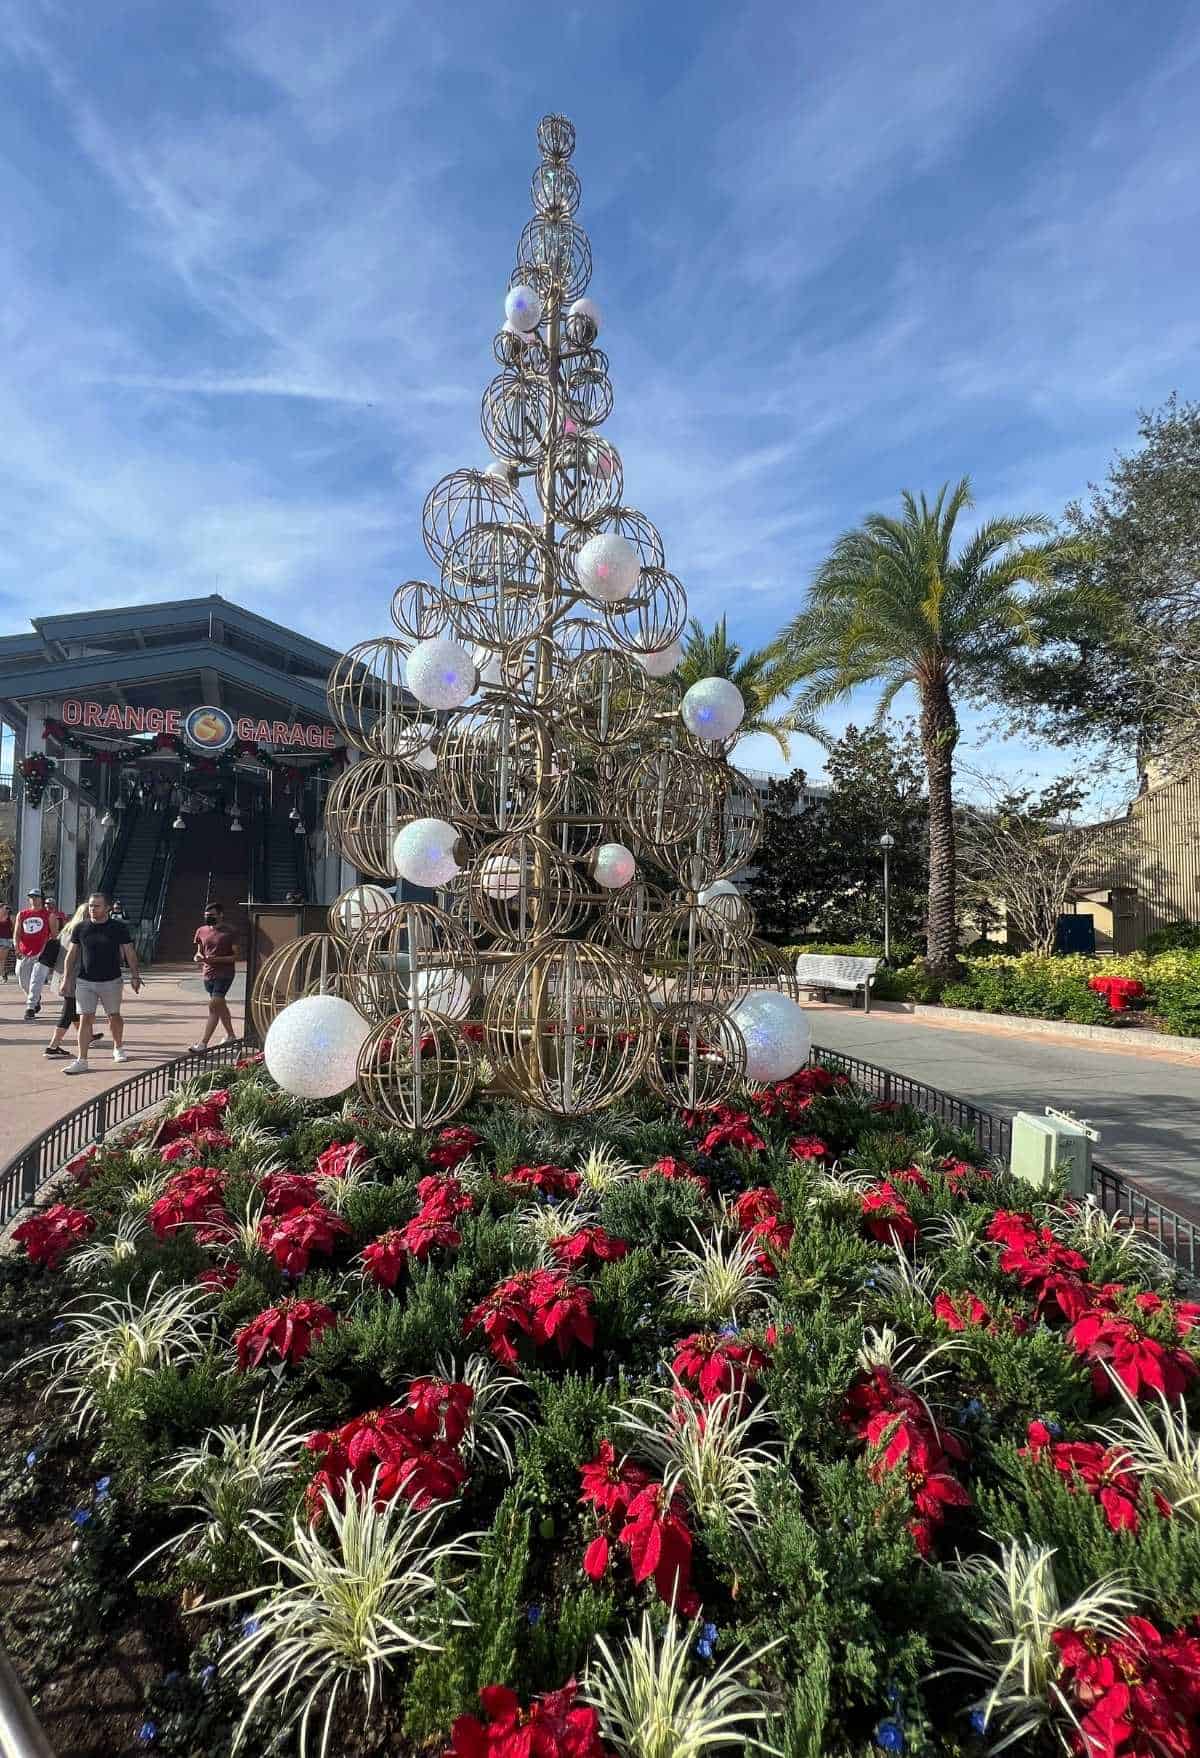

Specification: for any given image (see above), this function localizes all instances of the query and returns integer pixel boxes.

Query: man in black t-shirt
[61,892,142,1074]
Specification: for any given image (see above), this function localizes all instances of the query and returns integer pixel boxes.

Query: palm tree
[678,618,802,758]
[771,480,1090,976]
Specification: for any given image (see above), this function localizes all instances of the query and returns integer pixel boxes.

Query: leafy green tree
[747,723,927,948]
[1004,395,1200,775]
[772,481,1088,976]
[678,617,802,757]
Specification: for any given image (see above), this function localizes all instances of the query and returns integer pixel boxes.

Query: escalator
[99,807,167,925]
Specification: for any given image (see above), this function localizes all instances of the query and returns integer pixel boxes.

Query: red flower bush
[671,1331,768,1404]
[198,1261,240,1291]
[449,1681,605,1758]
[502,1164,581,1198]
[306,1379,474,1516]
[259,1172,322,1215]
[1023,1421,1163,1534]
[148,1167,228,1241]
[465,1270,595,1365]
[258,1203,350,1275]
[12,1203,95,1269]
[789,1135,832,1162]
[235,1298,338,1370]
[64,1146,103,1188]
[159,1127,232,1165]
[844,1365,969,1556]
[892,1166,931,1194]
[698,1109,766,1155]
[362,1229,409,1289]
[415,1174,475,1222]
[313,1140,368,1180]
[428,1126,483,1170]
[618,1480,701,1614]
[549,1227,629,1268]
[158,1091,230,1145]
[1054,1616,1200,1757]
[743,1214,795,1274]
[730,1187,782,1229]
[933,1290,991,1332]
[750,1066,837,1121]
[641,1157,711,1196]
[579,1438,651,1521]
[860,1182,918,1248]
[1067,1309,1198,1402]
[987,1210,1091,1321]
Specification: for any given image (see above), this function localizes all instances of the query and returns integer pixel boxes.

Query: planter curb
[861,998,1200,1059]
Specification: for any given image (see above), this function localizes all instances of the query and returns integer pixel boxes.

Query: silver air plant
[940,1541,1136,1753]
[577,1142,638,1195]
[615,1377,778,1540]
[315,1155,376,1215]
[513,1193,600,1265]
[68,1213,150,1278]
[211,1481,478,1758]
[856,1324,961,1396]
[28,1274,215,1429]
[434,1351,532,1474]
[1091,1367,1200,1519]
[1044,1198,1175,1281]
[663,1227,768,1322]
[137,1398,315,1572]
[584,1610,782,1758]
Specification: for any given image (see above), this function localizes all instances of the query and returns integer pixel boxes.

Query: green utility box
[1010,1110,1093,1198]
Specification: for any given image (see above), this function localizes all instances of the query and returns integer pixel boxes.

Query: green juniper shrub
[524,1584,619,1695]
[598,1169,708,1249]
[588,1248,662,1375]
[98,1353,252,1478]
[514,1372,615,1516]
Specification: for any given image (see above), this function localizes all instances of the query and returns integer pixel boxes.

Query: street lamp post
[879,833,895,962]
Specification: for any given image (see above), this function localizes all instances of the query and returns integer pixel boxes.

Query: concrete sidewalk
[0,965,246,1166]
[808,1002,1200,1215]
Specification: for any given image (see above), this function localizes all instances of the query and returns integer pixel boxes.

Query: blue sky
[1,0,1197,805]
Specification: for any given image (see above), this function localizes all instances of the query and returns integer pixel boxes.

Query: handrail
[0,1645,56,1758]
[0,1039,246,1228]
[138,822,178,963]
[93,803,137,900]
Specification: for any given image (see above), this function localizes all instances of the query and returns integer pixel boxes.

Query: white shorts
[76,976,124,1017]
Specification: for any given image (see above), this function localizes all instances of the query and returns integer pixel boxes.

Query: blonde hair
[63,902,90,936]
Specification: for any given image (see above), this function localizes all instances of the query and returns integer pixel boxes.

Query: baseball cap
[28,887,44,898]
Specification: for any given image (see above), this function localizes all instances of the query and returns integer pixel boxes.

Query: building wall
[1075,771,1200,951]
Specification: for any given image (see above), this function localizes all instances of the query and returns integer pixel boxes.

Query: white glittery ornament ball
[728,990,811,1083]
[680,675,745,741]
[635,639,684,678]
[576,532,640,604]
[484,458,517,483]
[265,995,370,1099]
[479,851,527,899]
[568,296,602,337]
[393,817,462,888]
[592,841,636,889]
[406,637,477,710]
[332,882,395,939]
[698,879,748,930]
[472,645,505,689]
[505,285,543,333]
[411,966,473,1020]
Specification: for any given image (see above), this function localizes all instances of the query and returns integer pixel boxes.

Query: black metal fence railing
[0,1040,246,1229]
[811,1046,1013,1160]
[1092,1163,1200,1280]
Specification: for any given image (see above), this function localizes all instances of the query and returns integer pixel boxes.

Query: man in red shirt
[15,889,53,1012]
[190,901,239,1053]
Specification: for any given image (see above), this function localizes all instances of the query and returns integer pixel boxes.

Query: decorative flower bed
[2,1057,1200,1757]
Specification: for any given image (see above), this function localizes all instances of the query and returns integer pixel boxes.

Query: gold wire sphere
[251,934,350,1040]
[563,649,655,750]
[516,216,592,302]
[440,521,554,651]
[591,876,669,952]
[537,433,623,528]
[329,883,396,943]
[344,902,479,1025]
[616,746,723,861]
[563,359,613,429]
[390,579,452,643]
[644,1000,748,1111]
[422,467,528,570]
[436,701,565,833]
[326,638,433,761]
[480,372,552,471]
[647,904,758,1010]
[537,113,576,162]
[356,1011,478,1131]
[323,758,428,880]
[483,938,652,1116]
[468,830,587,942]
[603,567,688,657]
[671,760,765,885]
[531,159,581,217]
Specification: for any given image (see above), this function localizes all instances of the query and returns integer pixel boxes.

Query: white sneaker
[112,1047,128,1064]
[64,1057,89,1075]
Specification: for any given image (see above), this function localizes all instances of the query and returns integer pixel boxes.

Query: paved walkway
[0,965,246,1165]
[808,1003,1200,1215]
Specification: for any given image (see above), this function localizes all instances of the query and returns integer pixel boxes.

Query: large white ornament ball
[698,879,749,930]
[333,882,395,939]
[393,818,462,888]
[265,995,370,1099]
[505,285,543,334]
[728,990,811,1083]
[576,532,640,604]
[680,676,745,741]
[592,842,636,889]
[635,639,684,678]
[479,851,527,899]
[412,966,472,1020]
[406,637,477,710]
[568,297,602,337]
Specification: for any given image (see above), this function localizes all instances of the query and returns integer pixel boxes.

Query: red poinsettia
[235,1298,338,1370]
[198,1261,241,1291]
[619,1480,701,1614]
[448,1681,605,1758]
[730,1187,782,1229]
[415,1174,475,1221]
[1054,1616,1200,1758]
[892,1166,932,1194]
[12,1203,95,1269]
[1023,1421,1160,1534]
[313,1140,368,1180]
[362,1229,408,1289]
[671,1332,768,1404]
[503,1164,582,1198]
[933,1290,991,1332]
[698,1111,766,1155]
[580,1439,652,1522]
[640,1157,711,1195]
[157,1091,231,1144]
[743,1214,794,1274]
[938,1156,989,1191]
[306,1382,473,1517]
[860,1182,918,1248]
[789,1135,832,1162]
[1067,1309,1198,1402]
[549,1227,629,1268]
[259,1171,322,1214]
[750,1066,836,1120]
[397,1214,463,1261]
[148,1166,228,1240]
[428,1126,483,1170]
[65,1145,102,1185]
[844,1366,969,1556]
[464,1270,595,1365]
[159,1127,232,1165]
[258,1203,350,1275]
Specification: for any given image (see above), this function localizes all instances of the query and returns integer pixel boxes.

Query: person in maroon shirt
[190,901,239,1053]
[0,901,14,982]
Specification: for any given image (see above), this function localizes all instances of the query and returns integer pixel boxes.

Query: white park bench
[794,954,880,1013]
